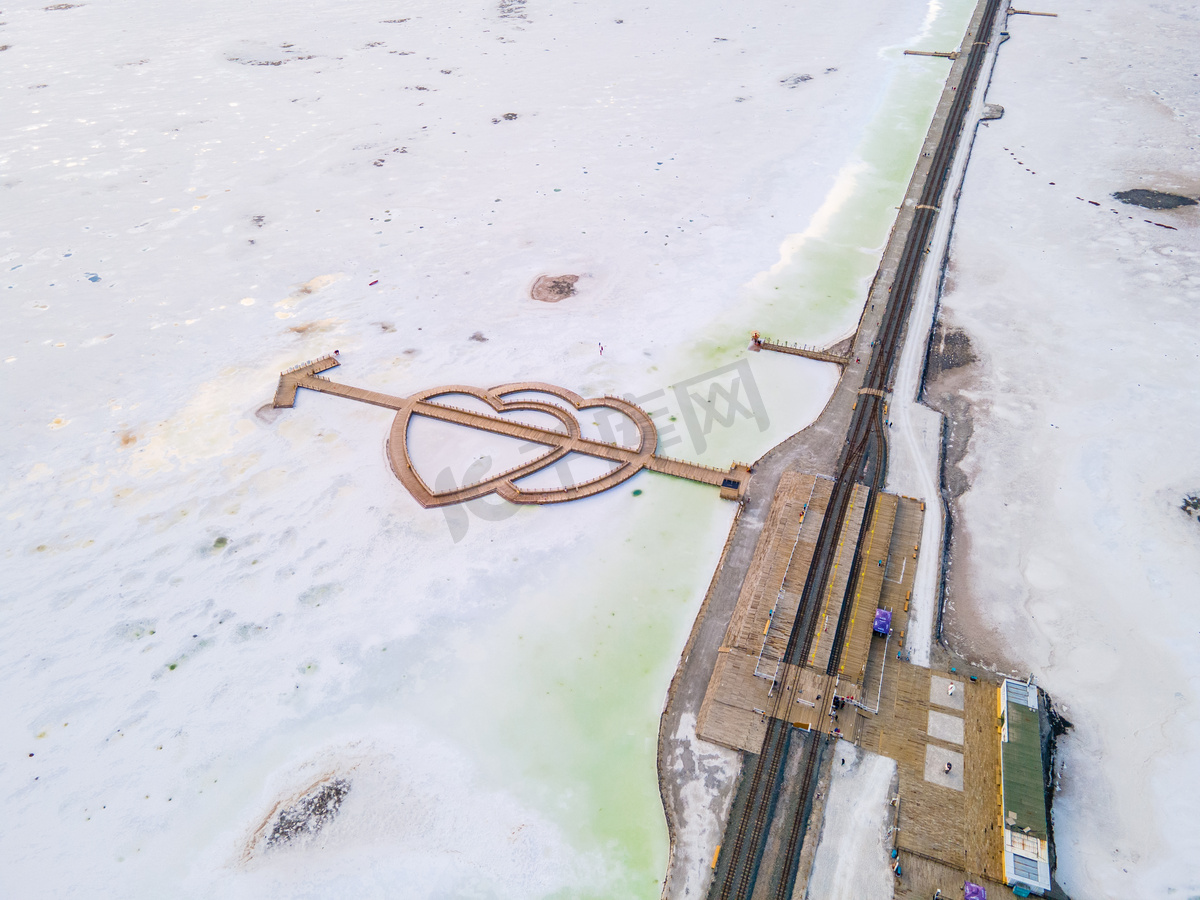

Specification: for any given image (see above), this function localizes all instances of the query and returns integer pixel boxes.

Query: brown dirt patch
[530,274,579,302]
[287,318,340,334]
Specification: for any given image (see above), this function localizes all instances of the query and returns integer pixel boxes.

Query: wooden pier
[273,355,750,507]
[750,338,851,366]
[904,49,960,60]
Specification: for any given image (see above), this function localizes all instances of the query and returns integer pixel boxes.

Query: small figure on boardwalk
[944,761,953,774]
[599,342,604,356]
[948,682,956,696]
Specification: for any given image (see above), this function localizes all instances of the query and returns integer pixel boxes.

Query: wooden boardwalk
[696,475,925,752]
[273,356,750,506]
[752,339,851,366]
[696,481,938,753]
[854,498,923,719]
[728,475,833,671]
[699,650,843,752]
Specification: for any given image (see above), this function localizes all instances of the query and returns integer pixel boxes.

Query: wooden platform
[695,478,937,753]
[695,475,928,752]
[690,467,1005,888]
[757,482,831,668]
[834,492,898,681]
[801,489,899,679]
[893,852,1010,900]
[856,663,1005,885]
[697,472,846,751]
[725,474,833,673]
[805,484,870,671]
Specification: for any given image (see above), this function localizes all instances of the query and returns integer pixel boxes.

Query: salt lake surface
[1,0,972,895]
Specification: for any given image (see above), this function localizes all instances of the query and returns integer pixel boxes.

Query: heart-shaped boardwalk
[274,355,749,507]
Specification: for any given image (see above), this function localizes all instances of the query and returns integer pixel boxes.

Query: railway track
[707,2,1001,897]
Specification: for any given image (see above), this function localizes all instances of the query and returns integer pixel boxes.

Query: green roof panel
[1002,702,1048,841]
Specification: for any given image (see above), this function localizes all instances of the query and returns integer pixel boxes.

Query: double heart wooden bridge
[273,355,750,507]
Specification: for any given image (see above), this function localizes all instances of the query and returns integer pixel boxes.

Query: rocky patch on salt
[1112,189,1197,210]
[530,274,579,302]
[925,322,977,375]
[262,778,351,850]
[1181,492,1200,524]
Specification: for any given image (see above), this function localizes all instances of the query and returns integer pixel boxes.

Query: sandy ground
[926,2,1200,896]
